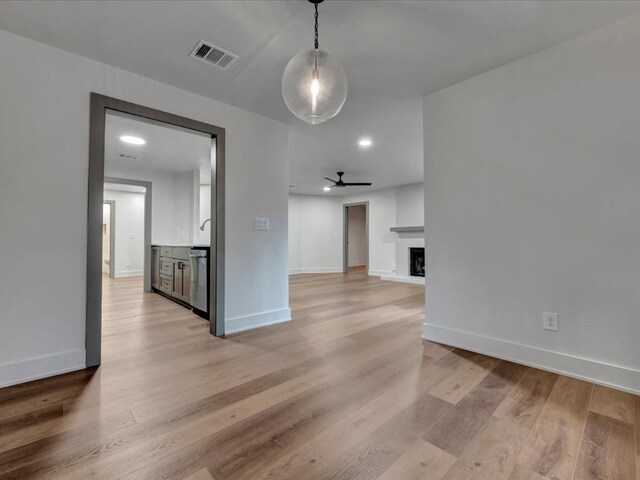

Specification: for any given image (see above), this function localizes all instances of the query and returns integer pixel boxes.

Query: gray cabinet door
[181,263,191,302]
[159,275,173,294]
[160,258,173,276]
[172,260,190,303]
[172,260,182,298]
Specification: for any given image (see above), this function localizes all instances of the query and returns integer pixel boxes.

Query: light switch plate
[255,218,269,230]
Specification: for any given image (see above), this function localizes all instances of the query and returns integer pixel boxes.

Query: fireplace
[409,247,425,277]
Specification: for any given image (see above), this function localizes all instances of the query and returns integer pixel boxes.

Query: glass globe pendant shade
[282,49,347,125]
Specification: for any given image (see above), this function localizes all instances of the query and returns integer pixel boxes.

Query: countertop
[152,244,210,248]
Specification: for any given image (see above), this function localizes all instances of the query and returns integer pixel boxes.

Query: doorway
[343,202,369,273]
[87,93,226,368]
[103,179,150,288]
[102,200,115,278]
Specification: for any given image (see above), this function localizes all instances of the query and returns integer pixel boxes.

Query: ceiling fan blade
[343,182,372,186]
[323,177,338,183]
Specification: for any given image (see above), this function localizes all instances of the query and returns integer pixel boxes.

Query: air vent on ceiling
[190,40,238,70]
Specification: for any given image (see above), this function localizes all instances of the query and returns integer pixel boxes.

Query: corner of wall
[422,323,640,395]
[225,308,292,335]
[0,349,86,388]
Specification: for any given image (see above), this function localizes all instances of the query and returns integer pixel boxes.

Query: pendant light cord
[314,2,319,49]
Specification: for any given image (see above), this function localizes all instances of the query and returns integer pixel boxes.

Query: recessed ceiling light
[120,135,145,145]
[358,138,372,148]
[323,186,331,192]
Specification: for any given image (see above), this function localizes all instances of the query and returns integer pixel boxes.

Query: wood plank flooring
[0,270,637,479]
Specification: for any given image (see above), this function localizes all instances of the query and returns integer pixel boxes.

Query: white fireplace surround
[381,227,425,285]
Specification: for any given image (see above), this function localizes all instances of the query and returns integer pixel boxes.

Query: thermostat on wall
[255,218,269,230]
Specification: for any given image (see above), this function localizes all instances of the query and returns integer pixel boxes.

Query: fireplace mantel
[389,226,424,233]
[380,229,426,285]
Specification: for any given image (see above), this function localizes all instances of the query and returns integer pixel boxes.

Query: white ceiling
[105,111,212,184]
[2,1,640,194]
[104,183,146,194]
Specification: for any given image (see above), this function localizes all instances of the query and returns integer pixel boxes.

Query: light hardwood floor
[0,270,638,479]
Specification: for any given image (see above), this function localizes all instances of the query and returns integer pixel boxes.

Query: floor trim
[423,323,640,395]
[289,268,343,275]
[0,349,86,388]
[368,269,393,277]
[225,308,292,335]
[380,274,425,285]
[114,270,144,278]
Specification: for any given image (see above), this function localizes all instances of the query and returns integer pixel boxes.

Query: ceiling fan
[324,172,372,189]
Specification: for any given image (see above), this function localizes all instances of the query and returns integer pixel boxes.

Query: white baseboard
[368,269,393,277]
[381,274,425,285]
[115,270,143,278]
[225,308,292,335]
[0,349,86,388]
[289,267,343,275]
[422,323,640,395]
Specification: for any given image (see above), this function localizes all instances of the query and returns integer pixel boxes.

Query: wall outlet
[255,218,269,230]
[543,312,559,331]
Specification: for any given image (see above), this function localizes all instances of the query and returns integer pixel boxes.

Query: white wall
[102,204,111,274]
[288,194,343,274]
[103,189,145,277]
[288,183,424,277]
[347,205,366,267]
[0,28,290,386]
[197,185,211,245]
[423,15,640,393]
[105,164,204,246]
[171,170,196,245]
[105,165,173,245]
[396,183,424,226]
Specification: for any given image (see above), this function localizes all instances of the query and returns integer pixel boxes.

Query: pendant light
[282,0,347,125]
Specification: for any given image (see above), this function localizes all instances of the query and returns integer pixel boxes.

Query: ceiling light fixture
[323,186,331,192]
[358,138,372,148]
[120,135,145,145]
[282,0,347,125]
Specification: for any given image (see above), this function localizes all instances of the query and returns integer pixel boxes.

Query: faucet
[200,218,211,231]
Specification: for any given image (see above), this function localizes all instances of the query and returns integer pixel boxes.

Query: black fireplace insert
[409,247,425,277]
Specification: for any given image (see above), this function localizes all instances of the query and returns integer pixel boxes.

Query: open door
[343,202,369,273]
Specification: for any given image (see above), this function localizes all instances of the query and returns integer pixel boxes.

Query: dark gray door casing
[87,93,226,368]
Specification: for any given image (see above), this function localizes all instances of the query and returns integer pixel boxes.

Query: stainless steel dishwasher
[189,248,208,318]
